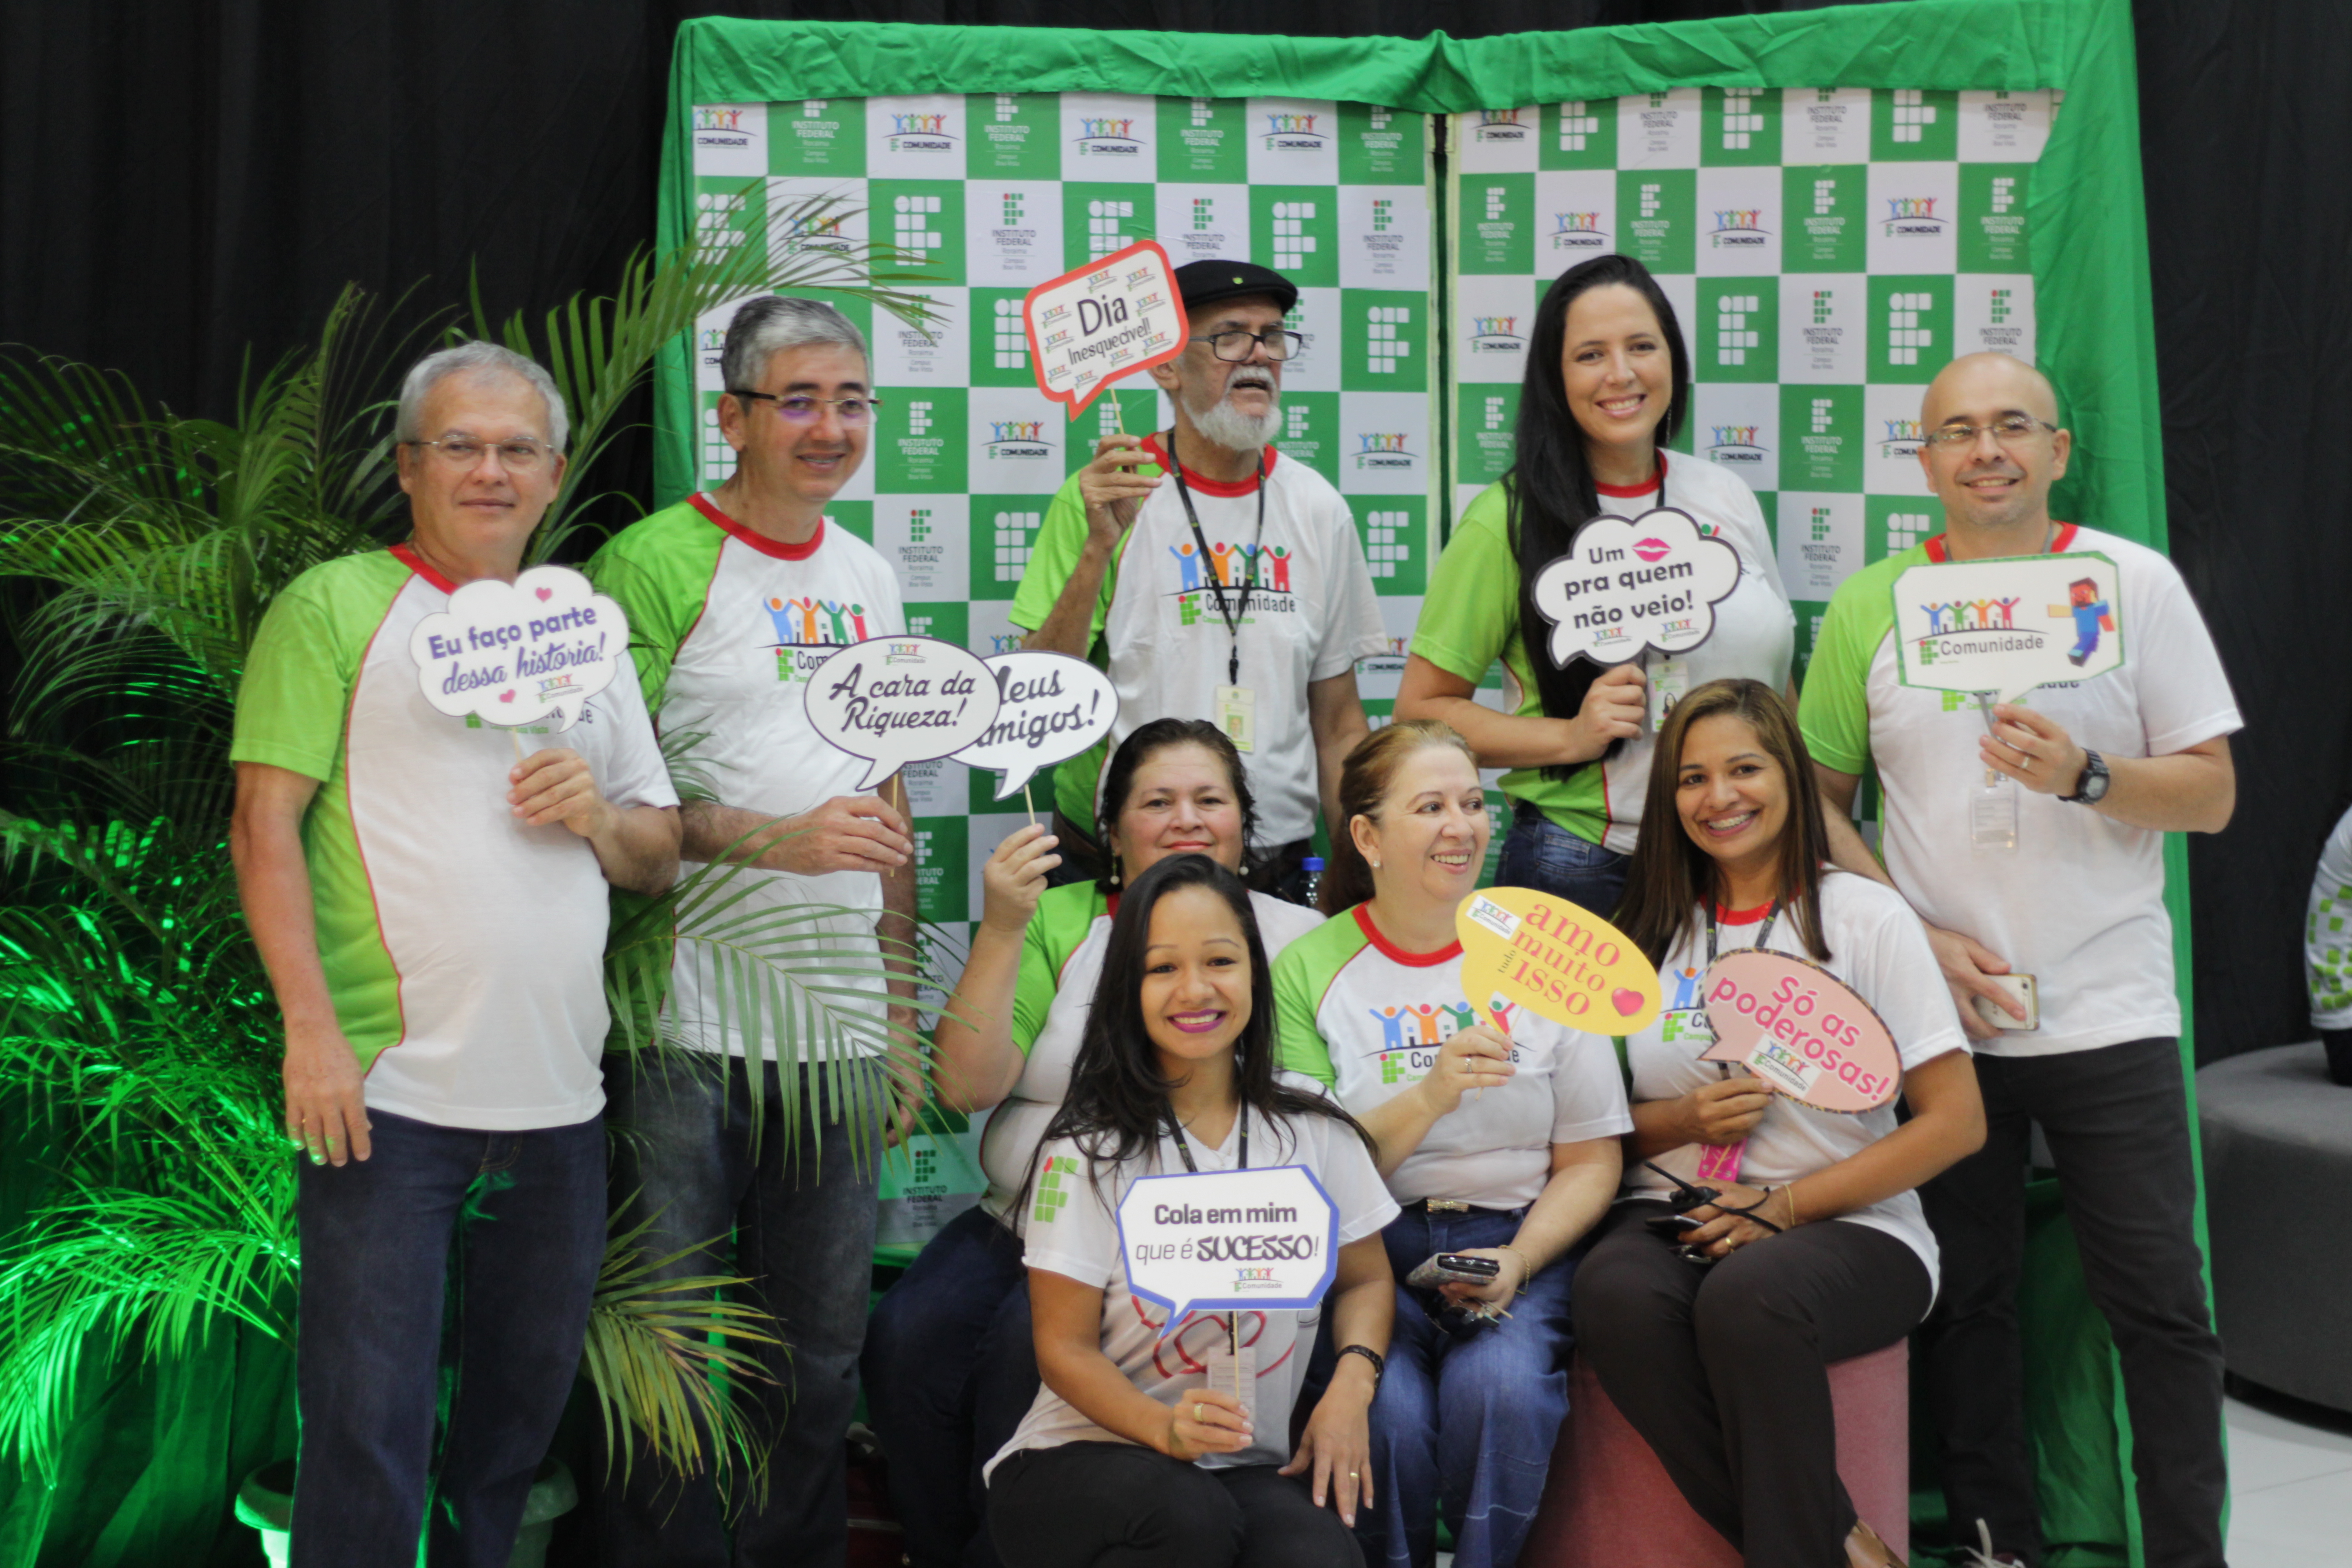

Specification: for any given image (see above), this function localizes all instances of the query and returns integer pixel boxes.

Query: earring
[1369,858,1382,870]
[1107,854,1122,889]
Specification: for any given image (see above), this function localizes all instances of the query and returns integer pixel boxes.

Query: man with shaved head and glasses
[232,342,681,1567]
[586,296,919,1564]
[1015,260,1385,902]
[1798,353,2239,1568]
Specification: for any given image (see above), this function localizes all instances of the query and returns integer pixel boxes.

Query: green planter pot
[236,1457,578,1567]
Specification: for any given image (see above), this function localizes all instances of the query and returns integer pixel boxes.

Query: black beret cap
[1174,260,1299,315]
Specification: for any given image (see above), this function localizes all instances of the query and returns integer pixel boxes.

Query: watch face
[2078,754,2110,802]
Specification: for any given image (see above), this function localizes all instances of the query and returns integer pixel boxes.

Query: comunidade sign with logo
[1116,1165,1338,1332]
[1022,240,1188,416]
[1455,887,1662,1033]
[408,565,630,732]
[1891,550,2123,702]
[1530,508,1743,669]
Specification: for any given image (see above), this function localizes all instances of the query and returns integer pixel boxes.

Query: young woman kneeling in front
[985,854,1396,1568]
[1572,679,1984,1568]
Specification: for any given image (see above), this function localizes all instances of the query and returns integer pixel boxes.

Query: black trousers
[1573,1204,1931,1568]
[1916,1038,2228,1568]
[988,1442,1363,1568]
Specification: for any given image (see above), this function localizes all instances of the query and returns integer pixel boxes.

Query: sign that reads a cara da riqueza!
[408,564,630,731]
[1530,508,1743,669]
[804,636,1003,793]
[1891,551,2123,703]
[1023,240,1189,417]
[1116,1166,1338,1335]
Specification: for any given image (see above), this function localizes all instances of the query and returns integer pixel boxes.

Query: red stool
[1521,1341,1909,1567]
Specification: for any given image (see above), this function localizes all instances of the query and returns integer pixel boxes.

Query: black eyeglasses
[1190,329,1306,363]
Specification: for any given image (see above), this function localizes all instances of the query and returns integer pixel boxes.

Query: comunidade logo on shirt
[764,594,876,682]
[1366,998,1521,1083]
[1165,539,1302,627]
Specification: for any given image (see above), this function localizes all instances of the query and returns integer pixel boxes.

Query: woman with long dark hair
[985,855,1397,1568]
[1395,255,1797,916]
[1274,720,1630,1568]
[863,720,1325,1568]
[1573,680,1984,1568]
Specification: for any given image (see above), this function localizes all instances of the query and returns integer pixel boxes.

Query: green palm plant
[0,190,956,1510]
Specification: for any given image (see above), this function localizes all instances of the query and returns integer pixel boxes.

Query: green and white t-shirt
[230,547,676,1131]
[1799,524,2240,1057]
[978,882,1325,1217]
[1413,458,1793,855]
[1273,905,1633,1209]
[589,494,906,1057]
[985,1104,1396,1482]
[1621,874,1968,1288]
[1008,439,1387,847]
[2309,806,2352,1030]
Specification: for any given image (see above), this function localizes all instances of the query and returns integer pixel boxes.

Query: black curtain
[4,0,2344,1058]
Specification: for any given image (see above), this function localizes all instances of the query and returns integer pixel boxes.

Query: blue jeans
[591,1051,887,1568]
[862,1204,1039,1568]
[292,1108,606,1568]
[1357,1207,1578,1568]
[1494,806,1627,918]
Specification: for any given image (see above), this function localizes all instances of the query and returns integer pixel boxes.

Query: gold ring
[1349,1470,1361,1479]
[1194,1402,1204,1421]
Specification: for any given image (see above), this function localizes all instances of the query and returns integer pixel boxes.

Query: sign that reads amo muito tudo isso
[1116,1166,1338,1336]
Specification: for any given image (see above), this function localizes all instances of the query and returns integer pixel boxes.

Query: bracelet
[1499,1244,1533,1295]
[1336,1343,1385,1390]
[1779,1178,1802,1230]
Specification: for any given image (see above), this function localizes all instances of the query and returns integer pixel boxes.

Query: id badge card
[1199,1340,1258,1427]
[1647,658,1690,734]
[1215,685,1256,753]
[1970,768,2019,852]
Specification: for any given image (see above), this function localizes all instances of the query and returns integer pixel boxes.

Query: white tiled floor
[2222,1387,2352,1568]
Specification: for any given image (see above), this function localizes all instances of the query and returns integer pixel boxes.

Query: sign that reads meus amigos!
[1530,508,1742,669]
[1023,240,1189,416]
[408,564,630,730]
[1116,1166,1338,1334]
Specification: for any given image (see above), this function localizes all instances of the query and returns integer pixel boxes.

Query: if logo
[802,100,826,118]
[1191,196,1215,231]
[912,1147,937,1182]
[1639,183,1663,217]
[1558,100,1599,151]
[1000,191,1024,225]
[995,94,1017,123]
[1714,294,1760,365]
[1484,396,1508,432]
[695,107,742,131]
[1811,398,1835,434]
[1647,92,1669,108]
[1365,304,1411,372]
[1380,1053,1407,1085]
[1991,176,2016,214]
[907,401,933,436]
[1363,511,1411,578]
[1191,98,1214,127]
[1886,293,1934,365]
[1810,507,1833,541]
[1086,198,1134,260]
[1813,290,1835,324]
[1031,1154,1078,1224]
[992,512,1038,581]
[1285,404,1311,439]
[1887,513,1932,554]
[1270,201,1318,270]
[1720,87,1764,149]
[1813,179,1838,216]
[1990,288,2013,325]
[1484,187,1509,221]
[892,194,944,257]
[907,613,932,637]
[1370,107,1392,129]
[1372,198,1394,232]
[908,509,933,541]
[1890,88,1937,143]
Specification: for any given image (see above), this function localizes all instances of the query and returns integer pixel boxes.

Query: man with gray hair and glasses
[1799,352,2238,1568]
[586,295,917,1565]
[231,342,681,1567]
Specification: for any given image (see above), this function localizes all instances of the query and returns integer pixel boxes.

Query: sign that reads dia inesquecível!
[1023,240,1188,416]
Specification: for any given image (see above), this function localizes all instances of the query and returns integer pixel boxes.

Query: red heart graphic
[1611,987,1645,1016]
[498,690,516,703]
[535,587,553,601]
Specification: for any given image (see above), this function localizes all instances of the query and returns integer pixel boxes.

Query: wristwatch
[2061,749,2110,805]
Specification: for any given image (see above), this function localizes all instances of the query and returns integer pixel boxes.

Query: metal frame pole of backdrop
[649,3,2172,1563]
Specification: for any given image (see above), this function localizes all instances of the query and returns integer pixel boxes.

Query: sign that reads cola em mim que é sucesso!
[1116,1165,1338,1336]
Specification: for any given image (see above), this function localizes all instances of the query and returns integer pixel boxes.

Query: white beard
[1186,381,1283,452]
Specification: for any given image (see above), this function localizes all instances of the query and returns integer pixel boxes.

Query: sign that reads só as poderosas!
[1023,240,1188,416]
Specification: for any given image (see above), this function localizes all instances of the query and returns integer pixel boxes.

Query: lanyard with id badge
[1166,434,1265,753]
[1684,899,1780,1184]
[1166,1100,1257,1423]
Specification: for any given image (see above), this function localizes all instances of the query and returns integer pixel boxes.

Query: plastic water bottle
[1299,855,1325,907]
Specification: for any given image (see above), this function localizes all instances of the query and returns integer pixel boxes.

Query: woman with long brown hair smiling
[1573,679,1984,1568]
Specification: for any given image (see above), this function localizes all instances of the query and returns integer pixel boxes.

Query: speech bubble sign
[804,636,1003,793]
[1455,887,1662,1034]
[1024,240,1189,417]
[952,651,1117,801]
[1114,1165,1338,1337]
[1530,507,1743,669]
[1696,949,1901,1113]
[1891,552,2124,704]
[408,564,630,732]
